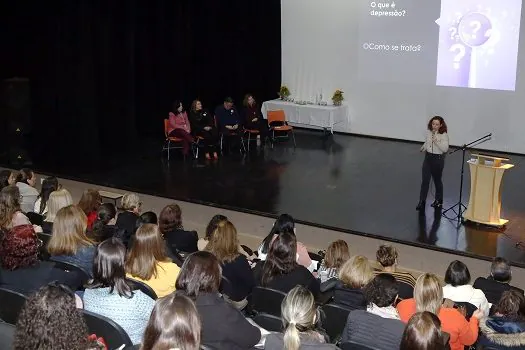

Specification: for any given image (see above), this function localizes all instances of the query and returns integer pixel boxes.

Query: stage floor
[22,129,525,266]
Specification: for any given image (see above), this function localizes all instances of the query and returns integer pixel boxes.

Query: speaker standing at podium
[416,116,449,211]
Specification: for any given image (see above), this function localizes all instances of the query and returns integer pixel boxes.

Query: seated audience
[215,97,242,152]
[47,205,96,276]
[258,214,313,271]
[0,223,82,294]
[168,100,194,157]
[317,239,350,283]
[473,257,524,305]
[478,290,525,349]
[332,255,373,309]
[0,169,16,189]
[176,251,261,349]
[0,185,34,230]
[198,214,228,251]
[33,176,59,215]
[137,211,158,226]
[265,285,336,350]
[341,274,405,350]
[443,260,491,315]
[41,188,73,234]
[13,283,94,350]
[159,203,198,254]
[242,93,268,141]
[116,192,141,247]
[78,188,102,230]
[400,312,447,350]
[84,238,155,345]
[396,273,481,350]
[205,220,255,306]
[253,231,320,296]
[87,202,120,243]
[190,99,219,160]
[375,244,417,286]
[15,168,39,213]
[126,223,180,297]
[141,293,201,350]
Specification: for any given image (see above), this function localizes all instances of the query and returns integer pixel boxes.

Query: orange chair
[162,119,185,160]
[266,109,296,149]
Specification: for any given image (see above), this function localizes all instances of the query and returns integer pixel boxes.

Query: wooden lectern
[463,154,514,226]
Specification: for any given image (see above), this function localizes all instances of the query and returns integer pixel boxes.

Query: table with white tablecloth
[261,99,349,133]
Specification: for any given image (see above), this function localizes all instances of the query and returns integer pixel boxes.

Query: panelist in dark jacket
[190,99,219,160]
[214,97,242,153]
[242,93,268,141]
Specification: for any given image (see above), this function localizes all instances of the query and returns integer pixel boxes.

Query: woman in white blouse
[417,116,449,211]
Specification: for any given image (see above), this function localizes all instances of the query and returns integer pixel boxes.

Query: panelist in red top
[168,101,194,156]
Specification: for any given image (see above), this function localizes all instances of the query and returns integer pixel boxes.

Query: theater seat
[339,340,377,350]
[0,288,28,325]
[0,322,15,350]
[83,310,132,349]
[250,286,287,317]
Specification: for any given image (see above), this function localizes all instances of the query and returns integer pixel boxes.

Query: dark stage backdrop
[0,0,281,164]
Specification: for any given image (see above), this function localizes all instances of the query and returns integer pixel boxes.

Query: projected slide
[358,0,522,91]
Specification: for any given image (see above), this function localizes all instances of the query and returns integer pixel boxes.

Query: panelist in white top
[416,116,449,211]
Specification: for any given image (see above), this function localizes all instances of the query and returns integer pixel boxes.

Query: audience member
[47,205,96,276]
[141,293,201,350]
[176,251,261,349]
[13,283,93,350]
[400,311,446,350]
[77,189,102,230]
[341,274,405,350]
[473,257,524,305]
[375,244,417,286]
[34,176,59,215]
[84,238,155,345]
[478,290,525,349]
[317,239,350,283]
[205,220,255,307]
[0,169,16,189]
[126,223,180,297]
[215,97,242,153]
[332,255,373,309]
[41,188,73,234]
[15,168,39,213]
[0,223,82,294]
[190,99,218,160]
[159,203,198,254]
[87,202,119,243]
[168,100,194,157]
[443,260,490,315]
[265,285,336,350]
[242,93,268,141]
[136,211,158,226]
[253,231,320,296]
[0,185,33,230]
[116,192,141,247]
[198,214,228,250]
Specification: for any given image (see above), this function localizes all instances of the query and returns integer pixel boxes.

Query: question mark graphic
[448,27,457,40]
[450,44,466,69]
[470,21,481,39]
[402,10,406,16]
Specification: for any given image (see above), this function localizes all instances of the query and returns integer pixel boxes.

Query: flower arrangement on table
[332,89,344,106]
[278,85,291,100]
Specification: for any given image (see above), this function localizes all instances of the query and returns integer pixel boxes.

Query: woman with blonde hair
[317,240,350,283]
[126,223,180,297]
[141,293,202,350]
[205,220,255,307]
[41,188,73,233]
[331,255,373,309]
[116,192,141,247]
[265,285,336,350]
[397,273,482,350]
[47,205,96,276]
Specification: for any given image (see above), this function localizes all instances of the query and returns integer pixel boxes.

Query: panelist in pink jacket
[168,100,194,156]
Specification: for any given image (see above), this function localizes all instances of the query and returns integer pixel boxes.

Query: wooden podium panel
[464,154,514,226]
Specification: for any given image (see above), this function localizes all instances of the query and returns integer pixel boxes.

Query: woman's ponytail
[283,321,301,350]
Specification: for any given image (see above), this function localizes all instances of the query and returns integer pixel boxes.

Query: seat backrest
[37,232,52,260]
[251,286,287,316]
[252,313,283,332]
[164,119,170,137]
[267,110,286,124]
[126,278,157,300]
[340,340,377,350]
[219,276,233,299]
[321,303,353,343]
[49,259,91,284]
[83,310,133,349]
[0,321,15,350]
[0,288,28,325]
[26,212,43,225]
[396,280,414,300]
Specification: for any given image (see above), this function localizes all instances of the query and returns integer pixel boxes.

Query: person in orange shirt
[396,273,483,350]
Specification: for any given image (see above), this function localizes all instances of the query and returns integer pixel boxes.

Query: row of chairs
[163,109,296,160]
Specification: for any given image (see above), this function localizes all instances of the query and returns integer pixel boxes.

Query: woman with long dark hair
[417,116,449,211]
[34,176,59,215]
[168,100,194,157]
[242,93,268,142]
[88,202,119,243]
[190,99,218,160]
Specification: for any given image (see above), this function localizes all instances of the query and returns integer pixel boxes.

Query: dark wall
[0,0,281,162]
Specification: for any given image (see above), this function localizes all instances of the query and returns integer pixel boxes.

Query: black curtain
[0,0,281,165]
